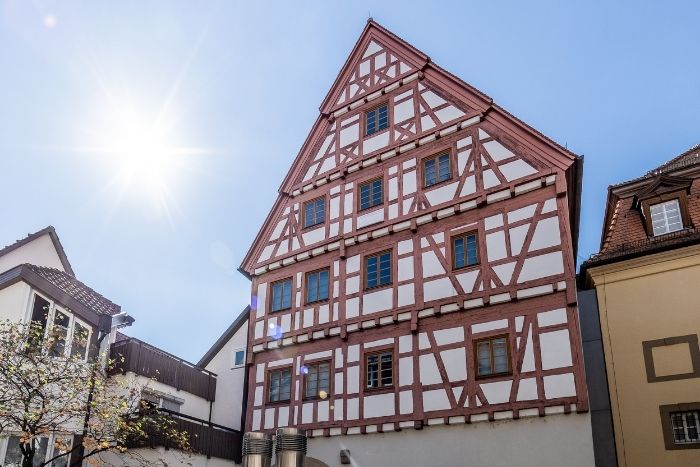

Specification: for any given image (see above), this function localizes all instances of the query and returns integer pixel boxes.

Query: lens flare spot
[300,365,309,375]
[318,390,328,400]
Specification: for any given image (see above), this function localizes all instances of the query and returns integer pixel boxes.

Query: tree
[0,319,190,467]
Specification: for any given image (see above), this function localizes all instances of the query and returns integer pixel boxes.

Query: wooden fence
[110,337,217,401]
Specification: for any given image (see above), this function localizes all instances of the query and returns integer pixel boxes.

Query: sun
[79,100,205,219]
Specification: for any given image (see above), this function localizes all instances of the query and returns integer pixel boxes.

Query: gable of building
[0,226,75,276]
[241,20,581,276]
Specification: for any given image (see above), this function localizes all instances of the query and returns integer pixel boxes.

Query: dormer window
[650,199,683,236]
[365,104,388,136]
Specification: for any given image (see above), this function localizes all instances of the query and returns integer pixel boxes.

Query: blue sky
[1,1,699,362]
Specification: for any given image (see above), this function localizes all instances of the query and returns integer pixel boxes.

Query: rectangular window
[303,197,325,228]
[143,392,183,413]
[366,351,393,389]
[365,251,391,289]
[28,294,50,347]
[3,435,49,467]
[70,320,91,360]
[268,368,292,402]
[365,104,389,136]
[49,308,71,358]
[233,349,245,368]
[453,233,479,269]
[424,153,452,187]
[305,269,329,304]
[359,178,383,211]
[671,411,700,444]
[304,361,331,399]
[650,199,683,235]
[476,336,510,377]
[271,278,292,312]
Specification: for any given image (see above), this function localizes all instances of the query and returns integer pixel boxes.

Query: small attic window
[365,104,388,136]
[650,199,683,236]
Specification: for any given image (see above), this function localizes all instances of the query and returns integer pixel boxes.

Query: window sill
[452,263,480,272]
[424,176,454,190]
[364,386,395,395]
[475,371,512,381]
[358,204,384,214]
[266,399,292,407]
[364,282,393,292]
[305,298,329,306]
[302,222,325,231]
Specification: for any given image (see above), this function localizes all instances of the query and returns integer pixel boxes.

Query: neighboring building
[580,144,700,466]
[0,227,246,466]
[198,306,251,432]
[240,20,594,467]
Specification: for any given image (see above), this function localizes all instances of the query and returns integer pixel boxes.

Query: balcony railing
[110,337,217,401]
[132,409,242,463]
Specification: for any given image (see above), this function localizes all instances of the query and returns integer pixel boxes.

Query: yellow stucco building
[580,145,700,467]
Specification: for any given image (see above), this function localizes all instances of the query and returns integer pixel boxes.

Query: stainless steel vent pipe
[242,432,273,467]
[274,427,307,467]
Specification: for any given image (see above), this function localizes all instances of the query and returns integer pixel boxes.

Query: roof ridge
[612,142,700,188]
[0,226,75,276]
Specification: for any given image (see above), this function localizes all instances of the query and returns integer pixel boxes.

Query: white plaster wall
[307,413,594,467]
[203,320,248,430]
[97,446,240,466]
[0,234,66,274]
[0,281,31,322]
[115,372,212,423]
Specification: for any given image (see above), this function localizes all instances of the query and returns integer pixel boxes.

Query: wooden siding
[110,338,217,401]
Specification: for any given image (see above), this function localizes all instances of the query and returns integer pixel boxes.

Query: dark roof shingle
[25,264,121,316]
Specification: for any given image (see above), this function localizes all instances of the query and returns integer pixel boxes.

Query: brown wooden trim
[643,334,700,383]
[659,402,700,450]
[473,333,513,380]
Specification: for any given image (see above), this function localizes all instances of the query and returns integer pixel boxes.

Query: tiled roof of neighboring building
[0,226,75,276]
[581,142,700,277]
[25,264,121,316]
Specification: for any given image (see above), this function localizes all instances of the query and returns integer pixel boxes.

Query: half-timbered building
[240,21,594,466]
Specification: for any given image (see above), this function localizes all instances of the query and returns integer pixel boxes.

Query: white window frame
[650,199,683,236]
[672,410,700,444]
[142,390,184,413]
[232,348,246,369]
[0,432,72,467]
[26,291,93,362]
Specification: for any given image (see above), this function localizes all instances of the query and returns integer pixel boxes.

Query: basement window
[671,411,700,445]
